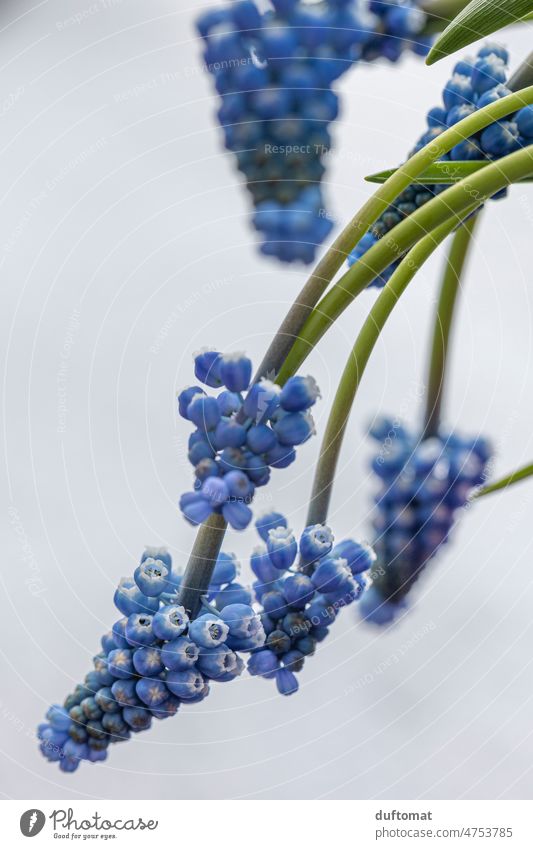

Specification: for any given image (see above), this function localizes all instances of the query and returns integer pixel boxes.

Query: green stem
[254,88,533,384]
[278,138,533,384]
[474,463,533,498]
[423,213,480,438]
[421,55,533,437]
[305,213,474,527]
[177,512,227,618]
[180,77,533,616]
[509,50,533,91]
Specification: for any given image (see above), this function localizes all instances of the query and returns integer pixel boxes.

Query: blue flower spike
[248,513,375,695]
[38,548,264,770]
[197,0,431,263]
[348,44,533,287]
[178,350,320,530]
[361,418,492,624]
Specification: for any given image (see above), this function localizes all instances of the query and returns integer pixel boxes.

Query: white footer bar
[2,800,532,847]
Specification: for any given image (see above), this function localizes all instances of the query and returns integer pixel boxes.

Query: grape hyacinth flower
[37,547,263,772]
[348,43,533,287]
[362,0,430,63]
[197,0,430,263]
[165,546,253,613]
[360,417,493,624]
[248,513,375,695]
[178,349,319,530]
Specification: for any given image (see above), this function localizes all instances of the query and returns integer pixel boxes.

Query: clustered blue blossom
[360,417,492,624]
[247,511,376,694]
[178,349,320,530]
[203,550,255,609]
[349,43,533,286]
[37,548,264,771]
[197,0,429,263]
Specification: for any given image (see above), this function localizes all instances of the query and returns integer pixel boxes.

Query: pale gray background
[1,0,533,800]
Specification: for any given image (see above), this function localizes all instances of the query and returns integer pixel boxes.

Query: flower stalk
[422,213,481,438]
[262,87,533,386]
[277,136,533,383]
[422,53,532,437]
[509,50,533,90]
[305,210,478,527]
[177,512,227,617]
[180,78,533,617]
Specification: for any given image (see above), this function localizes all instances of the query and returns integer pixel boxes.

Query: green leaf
[474,462,533,498]
[277,145,533,383]
[365,160,533,185]
[426,0,533,65]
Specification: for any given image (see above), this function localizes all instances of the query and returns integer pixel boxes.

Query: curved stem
[278,139,533,384]
[180,76,533,616]
[306,212,475,527]
[252,258,345,384]
[423,213,480,437]
[254,87,533,383]
[474,462,533,498]
[509,50,533,91]
[177,512,227,618]
[421,55,533,435]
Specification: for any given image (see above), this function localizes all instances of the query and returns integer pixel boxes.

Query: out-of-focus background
[1,0,533,800]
